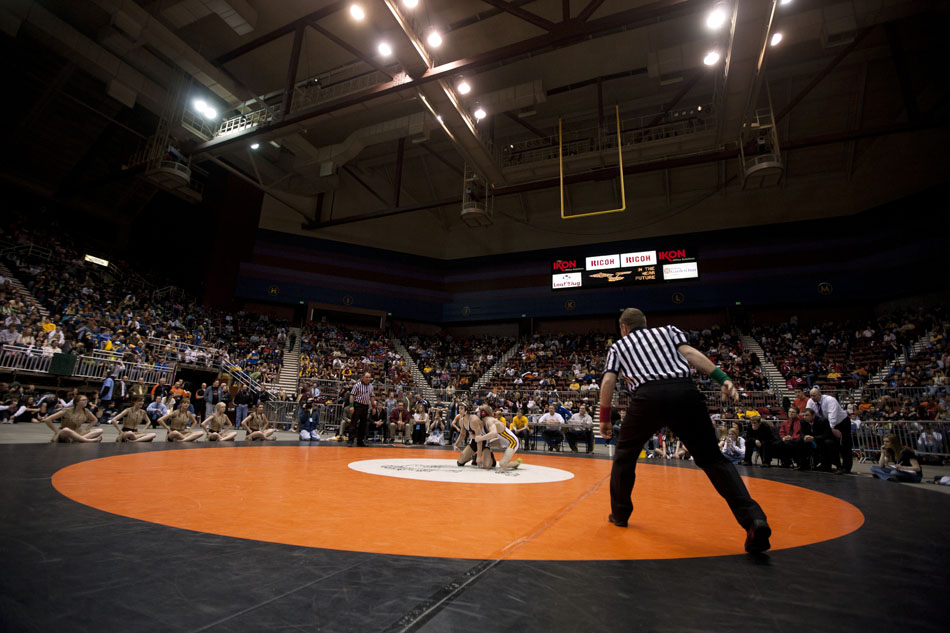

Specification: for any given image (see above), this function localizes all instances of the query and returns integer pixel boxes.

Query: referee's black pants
[349,402,369,446]
[610,379,767,529]
[835,417,853,473]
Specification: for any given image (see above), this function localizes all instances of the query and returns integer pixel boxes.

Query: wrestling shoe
[607,514,627,528]
[744,519,771,553]
[510,458,523,469]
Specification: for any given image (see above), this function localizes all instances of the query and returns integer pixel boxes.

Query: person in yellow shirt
[509,408,531,450]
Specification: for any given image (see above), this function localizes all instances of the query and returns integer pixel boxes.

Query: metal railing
[853,421,950,462]
[0,244,52,261]
[147,337,223,368]
[291,70,393,114]
[217,108,277,137]
[0,345,53,373]
[73,355,175,384]
[499,103,715,167]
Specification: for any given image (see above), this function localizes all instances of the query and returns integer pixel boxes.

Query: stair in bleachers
[472,341,521,390]
[856,330,934,401]
[271,327,301,397]
[0,262,50,319]
[392,338,436,401]
[740,334,792,403]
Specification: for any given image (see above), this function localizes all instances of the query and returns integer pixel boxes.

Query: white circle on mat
[347,458,574,484]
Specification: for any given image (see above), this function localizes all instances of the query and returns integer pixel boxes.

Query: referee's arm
[676,344,740,403]
[598,372,618,438]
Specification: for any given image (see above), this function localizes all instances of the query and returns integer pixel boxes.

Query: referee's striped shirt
[350,380,373,406]
[603,325,692,390]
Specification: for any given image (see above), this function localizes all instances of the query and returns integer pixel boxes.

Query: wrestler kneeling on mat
[474,405,522,470]
[109,395,156,443]
[42,395,103,443]
[202,402,237,442]
[157,399,203,442]
[453,403,488,467]
[242,403,276,441]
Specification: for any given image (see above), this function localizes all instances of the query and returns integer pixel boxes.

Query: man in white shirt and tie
[806,386,852,474]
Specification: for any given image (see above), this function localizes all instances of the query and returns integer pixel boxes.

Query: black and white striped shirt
[603,325,692,390]
[350,380,373,406]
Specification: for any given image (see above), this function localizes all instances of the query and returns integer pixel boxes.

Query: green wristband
[710,368,730,385]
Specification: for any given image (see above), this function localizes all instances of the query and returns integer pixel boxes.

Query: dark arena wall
[236,188,945,322]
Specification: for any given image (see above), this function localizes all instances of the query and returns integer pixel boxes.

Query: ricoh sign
[551,246,697,291]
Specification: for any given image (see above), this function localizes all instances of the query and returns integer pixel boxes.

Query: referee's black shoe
[744,519,771,553]
[607,514,628,528]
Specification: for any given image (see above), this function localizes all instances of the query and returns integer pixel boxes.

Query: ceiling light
[378,41,392,57]
[779,0,792,5]
[427,31,442,48]
[269,141,281,148]
[697,105,702,111]
[402,0,419,8]
[473,107,486,120]
[350,4,365,20]
[203,106,217,119]
[770,32,783,46]
[436,115,443,123]
[457,80,471,95]
[193,99,207,112]
[706,4,728,30]
[250,143,260,150]
[703,50,721,66]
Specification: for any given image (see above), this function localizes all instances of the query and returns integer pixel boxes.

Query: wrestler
[474,404,523,470]
[202,402,237,442]
[242,403,276,441]
[109,395,156,443]
[453,403,493,468]
[157,399,202,442]
[41,395,103,443]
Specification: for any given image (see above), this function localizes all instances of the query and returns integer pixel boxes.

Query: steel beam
[282,24,305,117]
[577,0,606,22]
[191,0,698,156]
[309,23,394,80]
[504,112,548,139]
[342,165,391,208]
[301,119,948,229]
[214,1,345,65]
[392,138,405,206]
[775,27,873,123]
[479,0,557,31]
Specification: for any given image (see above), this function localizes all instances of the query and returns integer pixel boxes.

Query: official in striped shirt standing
[348,372,373,447]
[598,308,771,553]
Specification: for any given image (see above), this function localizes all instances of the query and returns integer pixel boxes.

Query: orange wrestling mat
[52,446,864,561]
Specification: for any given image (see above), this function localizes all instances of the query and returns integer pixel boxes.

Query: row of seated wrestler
[41,395,280,443]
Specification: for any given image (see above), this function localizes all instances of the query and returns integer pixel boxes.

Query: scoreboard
[552,248,698,290]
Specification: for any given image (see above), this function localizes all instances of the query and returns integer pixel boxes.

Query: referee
[348,372,373,447]
[598,308,771,553]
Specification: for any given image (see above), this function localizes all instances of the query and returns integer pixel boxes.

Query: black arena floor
[1,441,947,633]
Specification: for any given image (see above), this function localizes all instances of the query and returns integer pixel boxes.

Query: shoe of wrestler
[608,514,628,527]
[744,519,772,553]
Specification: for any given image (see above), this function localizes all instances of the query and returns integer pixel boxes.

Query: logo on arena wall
[267,285,280,296]
[343,295,354,305]
[662,262,699,280]
[586,254,620,271]
[552,260,580,272]
[564,300,576,311]
[818,282,834,295]
[658,249,688,262]
[672,292,686,304]
[620,250,657,267]
[552,273,582,289]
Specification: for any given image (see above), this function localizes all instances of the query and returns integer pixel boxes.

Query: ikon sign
[585,254,620,271]
[552,273,583,289]
[658,249,688,262]
[620,250,657,267]
[552,260,580,273]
